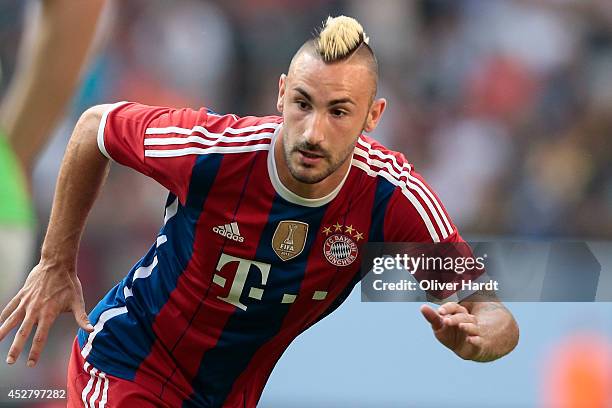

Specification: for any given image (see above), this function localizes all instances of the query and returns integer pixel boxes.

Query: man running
[0,16,518,407]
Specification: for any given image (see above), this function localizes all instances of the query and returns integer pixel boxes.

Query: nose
[303,113,325,146]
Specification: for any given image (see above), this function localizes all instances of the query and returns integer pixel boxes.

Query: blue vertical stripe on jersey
[184,195,328,408]
[369,177,395,242]
[305,177,395,330]
[78,154,224,380]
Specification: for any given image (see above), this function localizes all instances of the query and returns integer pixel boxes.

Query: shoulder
[101,102,283,135]
[135,105,282,156]
[202,110,283,135]
[351,135,457,243]
[350,134,412,186]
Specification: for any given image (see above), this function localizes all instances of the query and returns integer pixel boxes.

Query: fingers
[0,297,21,324]
[442,312,477,327]
[420,304,444,330]
[26,317,54,368]
[438,303,477,328]
[6,317,35,365]
[458,322,480,336]
[0,307,25,343]
[72,301,93,333]
[3,304,73,367]
[438,302,468,316]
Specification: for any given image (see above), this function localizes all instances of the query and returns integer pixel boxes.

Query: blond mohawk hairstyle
[315,15,370,62]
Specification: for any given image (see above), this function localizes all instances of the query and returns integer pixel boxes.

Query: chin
[290,167,327,185]
[293,172,325,184]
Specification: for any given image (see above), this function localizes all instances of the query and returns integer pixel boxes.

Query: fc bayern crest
[323,234,358,266]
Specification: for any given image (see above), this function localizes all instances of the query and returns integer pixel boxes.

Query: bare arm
[0,0,106,173]
[421,292,519,362]
[0,104,111,367]
[39,105,110,267]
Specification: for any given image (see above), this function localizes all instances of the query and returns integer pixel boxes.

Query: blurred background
[0,0,611,406]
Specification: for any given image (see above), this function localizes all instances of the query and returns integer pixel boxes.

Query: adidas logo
[213,221,244,243]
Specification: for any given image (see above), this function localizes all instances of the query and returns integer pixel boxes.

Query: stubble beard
[282,136,357,185]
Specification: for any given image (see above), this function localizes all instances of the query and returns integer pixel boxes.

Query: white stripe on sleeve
[96,101,129,160]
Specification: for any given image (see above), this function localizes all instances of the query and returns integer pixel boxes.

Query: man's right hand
[0,262,93,367]
[0,105,110,368]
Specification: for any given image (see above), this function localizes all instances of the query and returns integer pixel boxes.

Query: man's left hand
[420,302,499,362]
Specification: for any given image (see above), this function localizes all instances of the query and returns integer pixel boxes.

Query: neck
[273,128,351,200]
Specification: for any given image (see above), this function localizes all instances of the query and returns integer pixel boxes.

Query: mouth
[297,149,325,166]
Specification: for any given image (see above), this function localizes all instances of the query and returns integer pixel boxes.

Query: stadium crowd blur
[0,0,611,403]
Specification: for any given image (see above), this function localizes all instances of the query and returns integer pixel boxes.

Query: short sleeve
[382,168,486,301]
[97,102,210,203]
[383,167,459,244]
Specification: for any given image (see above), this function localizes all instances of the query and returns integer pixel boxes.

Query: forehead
[287,52,374,102]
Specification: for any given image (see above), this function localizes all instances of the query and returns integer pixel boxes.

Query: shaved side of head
[288,16,379,99]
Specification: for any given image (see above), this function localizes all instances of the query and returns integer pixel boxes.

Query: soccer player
[0,16,519,407]
[0,0,106,301]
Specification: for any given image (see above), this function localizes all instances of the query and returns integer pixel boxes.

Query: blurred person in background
[0,0,106,302]
[0,15,518,407]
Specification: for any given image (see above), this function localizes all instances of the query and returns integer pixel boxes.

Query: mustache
[292,141,328,157]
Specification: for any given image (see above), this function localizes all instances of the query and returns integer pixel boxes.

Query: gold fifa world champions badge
[272,221,309,261]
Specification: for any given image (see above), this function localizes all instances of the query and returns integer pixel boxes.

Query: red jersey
[76,102,461,407]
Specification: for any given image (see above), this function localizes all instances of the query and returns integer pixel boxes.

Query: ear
[277,74,287,113]
[364,98,387,133]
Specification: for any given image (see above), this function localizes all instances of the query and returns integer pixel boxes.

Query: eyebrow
[293,87,356,106]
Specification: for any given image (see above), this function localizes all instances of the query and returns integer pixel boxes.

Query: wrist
[40,247,77,271]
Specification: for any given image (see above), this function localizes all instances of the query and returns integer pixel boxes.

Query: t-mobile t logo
[213,253,270,311]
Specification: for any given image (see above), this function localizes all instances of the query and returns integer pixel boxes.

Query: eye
[331,109,347,118]
[295,100,310,110]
